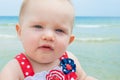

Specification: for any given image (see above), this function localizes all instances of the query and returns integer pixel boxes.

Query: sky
[0,0,120,16]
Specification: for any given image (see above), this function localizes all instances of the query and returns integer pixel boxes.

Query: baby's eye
[55,29,64,33]
[33,25,43,28]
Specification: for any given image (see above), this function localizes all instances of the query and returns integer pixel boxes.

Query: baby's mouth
[39,45,54,51]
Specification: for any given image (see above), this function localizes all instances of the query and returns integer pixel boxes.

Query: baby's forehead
[20,0,73,15]
[19,0,74,25]
[23,0,73,12]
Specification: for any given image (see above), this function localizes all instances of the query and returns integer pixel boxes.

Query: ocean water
[0,16,120,80]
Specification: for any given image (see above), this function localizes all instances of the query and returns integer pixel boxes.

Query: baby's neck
[28,57,60,73]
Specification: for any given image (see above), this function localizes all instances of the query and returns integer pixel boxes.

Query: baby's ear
[16,24,21,37]
[69,35,75,44]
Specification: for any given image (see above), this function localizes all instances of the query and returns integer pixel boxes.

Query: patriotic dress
[15,52,77,80]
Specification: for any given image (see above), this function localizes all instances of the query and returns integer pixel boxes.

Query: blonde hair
[19,0,74,26]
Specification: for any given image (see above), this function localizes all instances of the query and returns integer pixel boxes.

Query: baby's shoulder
[66,51,78,60]
[2,59,20,71]
[0,59,23,80]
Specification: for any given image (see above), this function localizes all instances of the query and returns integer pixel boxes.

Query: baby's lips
[39,44,54,50]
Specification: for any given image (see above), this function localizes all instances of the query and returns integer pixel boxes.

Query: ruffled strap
[60,52,68,60]
[15,53,34,78]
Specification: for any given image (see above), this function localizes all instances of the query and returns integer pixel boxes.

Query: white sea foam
[0,34,16,39]
[75,24,108,28]
[75,37,118,42]
[0,23,16,27]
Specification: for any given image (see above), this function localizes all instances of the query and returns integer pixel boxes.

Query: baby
[0,0,97,80]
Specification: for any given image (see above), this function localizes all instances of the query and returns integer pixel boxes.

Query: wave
[0,34,16,39]
[75,24,102,28]
[75,37,120,42]
[0,23,16,27]
[75,24,120,28]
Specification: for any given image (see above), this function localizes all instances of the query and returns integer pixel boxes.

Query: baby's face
[17,0,74,63]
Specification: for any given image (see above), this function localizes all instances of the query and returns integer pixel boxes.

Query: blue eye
[56,29,64,33]
[34,25,43,28]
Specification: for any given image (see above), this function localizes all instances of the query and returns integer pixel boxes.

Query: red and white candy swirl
[46,70,65,80]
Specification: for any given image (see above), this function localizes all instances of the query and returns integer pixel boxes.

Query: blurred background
[0,0,120,80]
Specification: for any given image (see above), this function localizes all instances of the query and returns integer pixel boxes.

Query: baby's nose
[42,30,55,41]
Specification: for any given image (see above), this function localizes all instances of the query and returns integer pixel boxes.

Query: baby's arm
[0,59,22,80]
[68,52,97,80]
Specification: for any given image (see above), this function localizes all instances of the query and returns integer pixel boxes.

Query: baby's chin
[33,57,59,64]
